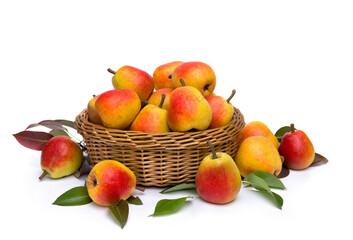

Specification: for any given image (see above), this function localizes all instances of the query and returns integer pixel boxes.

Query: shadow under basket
[75,107,245,187]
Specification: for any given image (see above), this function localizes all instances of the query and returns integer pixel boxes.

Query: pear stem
[291,123,295,133]
[207,140,218,159]
[39,170,48,180]
[226,89,236,103]
[159,94,166,108]
[107,68,116,75]
[180,78,186,87]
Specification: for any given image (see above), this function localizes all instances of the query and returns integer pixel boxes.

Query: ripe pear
[130,94,170,133]
[108,66,154,101]
[95,89,141,129]
[206,89,236,129]
[148,88,173,110]
[153,61,184,89]
[167,79,212,132]
[87,95,103,125]
[87,160,136,207]
[238,121,279,148]
[279,124,315,170]
[195,141,242,204]
[172,61,216,98]
[235,136,282,177]
[40,136,83,180]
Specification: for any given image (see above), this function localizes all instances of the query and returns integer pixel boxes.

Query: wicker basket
[75,107,245,187]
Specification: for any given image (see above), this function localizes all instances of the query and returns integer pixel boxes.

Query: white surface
[1,0,352,239]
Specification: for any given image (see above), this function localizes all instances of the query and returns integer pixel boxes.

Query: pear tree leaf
[49,129,70,137]
[26,120,68,131]
[160,183,196,194]
[243,174,270,192]
[13,130,54,150]
[149,196,192,217]
[126,195,143,205]
[108,200,129,229]
[245,171,286,189]
[268,191,284,210]
[275,126,296,142]
[55,119,76,129]
[53,186,92,206]
[310,153,328,167]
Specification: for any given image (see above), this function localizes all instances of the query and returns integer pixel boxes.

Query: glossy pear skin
[153,61,184,89]
[167,86,212,132]
[86,160,136,207]
[95,89,141,129]
[279,130,315,170]
[206,96,234,129]
[235,136,282,177]
[87,95,103,125]
[172,61,216,98]
[238,121,279,148]
[148,88,173,110]
[130,104,170,133]
[196,152,242,204]
[112,66,154,101]
[41,136,83,179]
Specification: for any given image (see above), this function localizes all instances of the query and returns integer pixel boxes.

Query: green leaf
[53,186,92,206]
[49,129,70,137]
[160,183,196,194]
[269,191,283,210]
[126,195,143,205]
[275,126,296,142]
[149,196,192,217]
[108,200,129,229]
[243,174,270,192]
[245,171,286,190]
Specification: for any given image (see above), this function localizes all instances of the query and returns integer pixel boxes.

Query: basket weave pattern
[75,107,245,187]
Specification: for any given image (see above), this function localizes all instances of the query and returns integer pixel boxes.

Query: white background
[1,0,352,239]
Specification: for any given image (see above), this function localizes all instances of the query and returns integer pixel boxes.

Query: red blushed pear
[87,95,103,125]
[39,136,83,180]
[86,160,136,207]
[153,61,184,90]
[108,66,154,101]
[206,89,236,129]
[279,124,315,170]
[130,94,171,133]
[148,88,173,110]
[95,89,141,129]
[238,121,279,149]
[195,141,242,204]
[172,61,216,98]
[167,79,212,132]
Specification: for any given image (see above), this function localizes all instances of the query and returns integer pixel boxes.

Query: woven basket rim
[75,107,244,139]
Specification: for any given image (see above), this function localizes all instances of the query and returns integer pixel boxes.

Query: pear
[167,79,212,132]
[130,94,170,133]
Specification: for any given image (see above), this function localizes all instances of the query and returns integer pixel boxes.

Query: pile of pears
[87,61,236,133]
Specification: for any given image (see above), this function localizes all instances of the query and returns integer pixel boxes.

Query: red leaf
[13,130,53,150]
[26,120,67,130]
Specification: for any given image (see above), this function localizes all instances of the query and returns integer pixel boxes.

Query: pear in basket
[167,79,212,132]
[130,93,170,133]
[172,61,216,98]
[108,66,154,101]
[206,89,236,129]
[153,61,184,90]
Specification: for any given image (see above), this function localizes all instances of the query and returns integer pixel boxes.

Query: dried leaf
[53,186,92,206]
[310,153,329,167]
[108,200,129,229]
[74,156,93,178]
[13,130,53,150]
[277,167,290,178]
[26,120,67,131]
